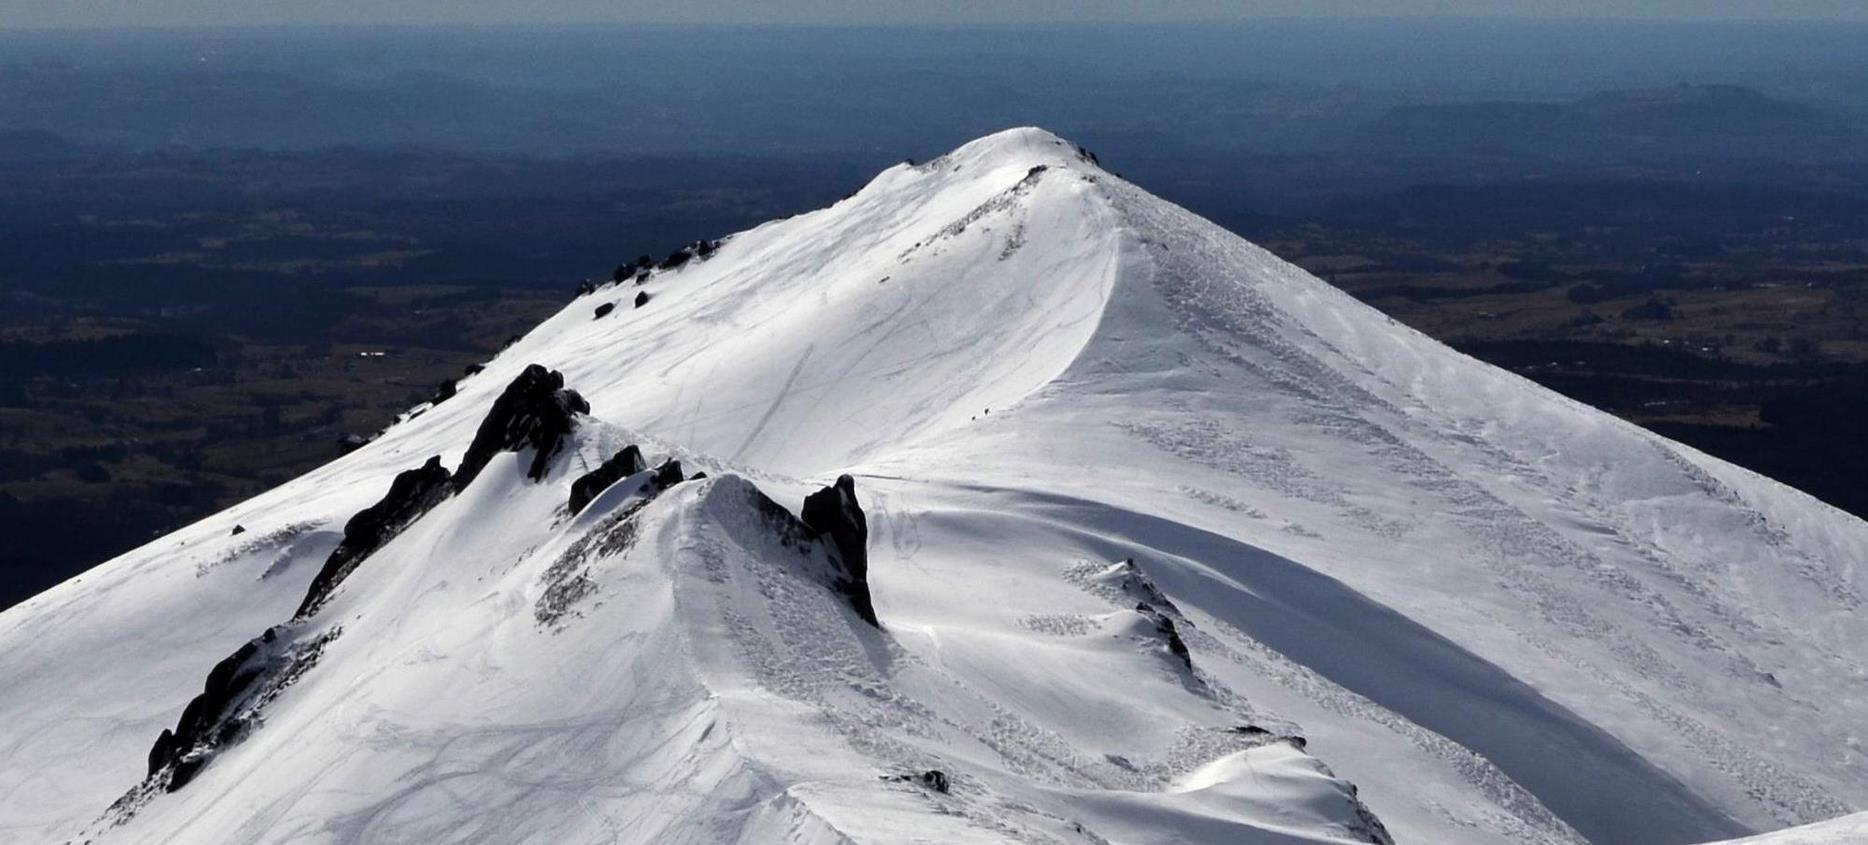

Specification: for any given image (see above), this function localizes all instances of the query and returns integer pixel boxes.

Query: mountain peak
[6,128,1868,845]
[941,125,1098,169]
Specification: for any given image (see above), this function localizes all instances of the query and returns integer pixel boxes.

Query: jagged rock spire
[454,364,589,490]
[801,474,876,626]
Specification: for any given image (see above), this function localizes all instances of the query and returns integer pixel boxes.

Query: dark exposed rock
[1102,558,1181,616]
[800,475,877,626]
[230,524,246,536]
[148,729,175,777]
[1136,601,1192,670]
[161,635,265,782]
[1088,559,1203,675]
[1026,164,1048,177]
[883,770,949,793]
[688,471,708,481]
[594,302,615,319]
[1230,724,1273,737]
[453,364,590,490]
[464,363,485,377]
[634,269,651,285]
[650,459,684,489]
[295,456,452,619]
[143,624,337,792]
[431,378,458,405]
[539,461,687,626]
[612,265,631,283]
[651,240,721,272]
[159,453,458,789]
[656,249,691,271]
[567,445,647,516]
[634,291,651,308]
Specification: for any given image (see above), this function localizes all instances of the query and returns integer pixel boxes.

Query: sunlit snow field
[2,129,1864,845]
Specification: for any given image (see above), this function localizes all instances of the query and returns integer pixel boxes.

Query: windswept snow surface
[3,128,1866,845]
[1700,812,1868,845]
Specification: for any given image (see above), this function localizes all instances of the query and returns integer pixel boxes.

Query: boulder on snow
[295,455,453,619]
[800,474,877,626]
[230,524,246,536]
[656,249,691,271]
[594,302,615,319]
[453,364,590,490]
[634,291,651,308]
[567,445,647,516]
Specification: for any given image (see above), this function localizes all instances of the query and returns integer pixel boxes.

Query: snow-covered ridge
[3,127,1865,845]
[1699,812,1868,845]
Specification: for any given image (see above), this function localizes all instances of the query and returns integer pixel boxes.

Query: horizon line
[6,15,1868,35]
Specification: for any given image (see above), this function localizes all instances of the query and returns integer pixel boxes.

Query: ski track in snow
[3,128,1865,845]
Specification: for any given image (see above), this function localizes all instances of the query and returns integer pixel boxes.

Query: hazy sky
[7,0,1868,29]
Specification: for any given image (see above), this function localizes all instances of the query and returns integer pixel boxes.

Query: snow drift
[3,128,1865,845]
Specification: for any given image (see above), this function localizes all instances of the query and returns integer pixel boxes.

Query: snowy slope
[4,128,1866,845]
[1701,812,1868,845]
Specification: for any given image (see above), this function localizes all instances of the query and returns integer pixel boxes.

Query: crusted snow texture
[13,128,1868,845]
[453,363,589,489]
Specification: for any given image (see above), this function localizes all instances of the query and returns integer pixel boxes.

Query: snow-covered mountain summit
[4,128,1865,845]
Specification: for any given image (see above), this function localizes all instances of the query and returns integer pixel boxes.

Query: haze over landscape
[2,8,1867,845]
[9,0,1868,27]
